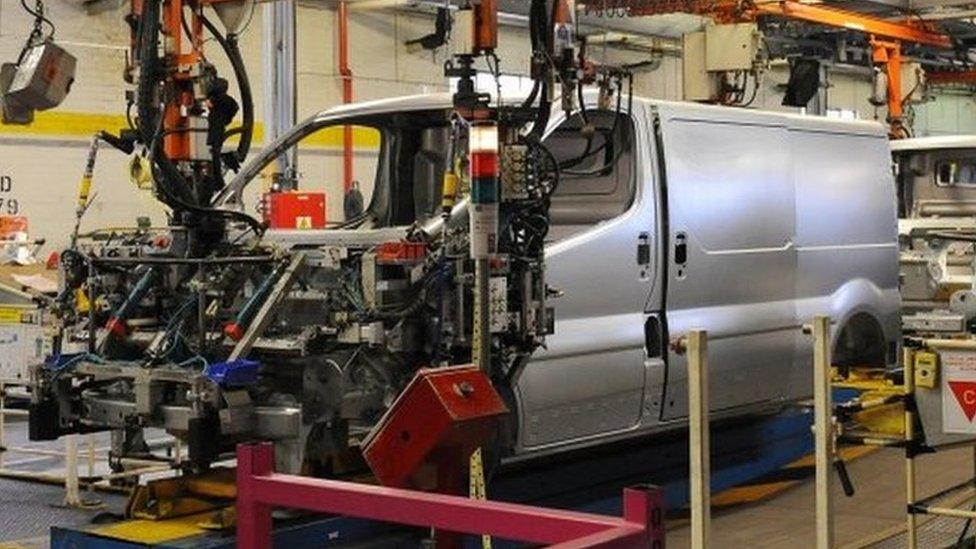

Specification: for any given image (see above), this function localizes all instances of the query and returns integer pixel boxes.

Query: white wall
[0,0,972,251]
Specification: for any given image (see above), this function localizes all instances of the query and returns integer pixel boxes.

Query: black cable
[740,72,760,107]
[148,124,265,235]
[135,0,190,208]
[200,14,254,162]
[558,77,624,171]
[135,0,263,234]
[563,133,627,177]
[527,0,552,140]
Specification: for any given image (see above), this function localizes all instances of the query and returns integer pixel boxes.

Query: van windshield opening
[228,107,635,235]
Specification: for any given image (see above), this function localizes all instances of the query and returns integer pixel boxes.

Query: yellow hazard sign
[0,307,23,324]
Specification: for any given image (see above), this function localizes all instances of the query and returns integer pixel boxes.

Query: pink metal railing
[236,442,665,548]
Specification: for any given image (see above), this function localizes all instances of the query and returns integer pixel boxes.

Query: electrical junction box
[683,23,762,101]
[264,192,327,230]
[705,23,761,72]
[683,30,715,101]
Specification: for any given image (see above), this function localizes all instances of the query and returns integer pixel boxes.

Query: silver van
[220,94,902,458]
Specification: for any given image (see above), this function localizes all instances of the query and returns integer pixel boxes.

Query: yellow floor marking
[712,480,798,506]
[88,512,214,544]
[788,445,878,469]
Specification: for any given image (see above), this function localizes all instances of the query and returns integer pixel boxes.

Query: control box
[263,192,327,230]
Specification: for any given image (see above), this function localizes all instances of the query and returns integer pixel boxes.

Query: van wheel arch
[832,311,888,372]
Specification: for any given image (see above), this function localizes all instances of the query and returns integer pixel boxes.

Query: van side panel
[656,109,799,420]
[513,103,659,452]
[789,129,900,399]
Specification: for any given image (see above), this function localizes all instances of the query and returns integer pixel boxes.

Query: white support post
[63,435,81,507]
[688,329,710,549]
[813,316,834,549]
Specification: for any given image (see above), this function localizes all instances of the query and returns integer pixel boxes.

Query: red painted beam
[927,70,976,85]
[236,442,664,549]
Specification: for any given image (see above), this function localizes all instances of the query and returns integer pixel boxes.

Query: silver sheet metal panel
[514,99,899,453]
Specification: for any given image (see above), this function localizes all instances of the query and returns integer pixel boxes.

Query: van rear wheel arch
[832,311,888,372]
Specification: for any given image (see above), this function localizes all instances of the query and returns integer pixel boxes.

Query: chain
[29,0,46,46]
[16,0,54,63]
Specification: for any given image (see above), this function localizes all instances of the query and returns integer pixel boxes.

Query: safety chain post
[812,315,834,549]
[688,329,711,549]
[904,346,917,549]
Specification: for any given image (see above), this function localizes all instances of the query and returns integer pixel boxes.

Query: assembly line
[5,0,976,547]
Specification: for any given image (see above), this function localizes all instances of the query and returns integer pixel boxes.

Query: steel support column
[263,0,298,185]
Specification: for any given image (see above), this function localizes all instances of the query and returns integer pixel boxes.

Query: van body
[515,99,900,454]
[891,136,976,328]
[222,94,902,457]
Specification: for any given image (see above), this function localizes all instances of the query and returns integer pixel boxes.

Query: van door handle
[637,232,650,266]
[674,232,688,265]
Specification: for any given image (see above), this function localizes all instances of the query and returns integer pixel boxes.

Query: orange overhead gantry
[581,0,955,137]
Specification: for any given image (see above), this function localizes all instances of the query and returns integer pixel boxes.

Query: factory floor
[0,412,973,548]
[668,444,976,548]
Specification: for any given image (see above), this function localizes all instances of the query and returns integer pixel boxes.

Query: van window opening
[936,159,976,187]
[543,109,636,236]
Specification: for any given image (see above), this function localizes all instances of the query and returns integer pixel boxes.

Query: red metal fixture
[361,365,507,490]
[237,442,665,549]
[376,240,427,265]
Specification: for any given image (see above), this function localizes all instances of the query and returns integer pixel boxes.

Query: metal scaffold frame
[0,381,178,507]
[809,322,976,548]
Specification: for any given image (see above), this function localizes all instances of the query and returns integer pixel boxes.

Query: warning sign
[949,382,976,421]
[942,351,976,433]
[0,307,22,324]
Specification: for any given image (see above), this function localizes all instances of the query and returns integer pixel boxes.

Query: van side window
[543,110,636,239]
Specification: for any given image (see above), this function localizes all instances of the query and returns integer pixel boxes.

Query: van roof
[889,135,976,152]
[312,93,887,137]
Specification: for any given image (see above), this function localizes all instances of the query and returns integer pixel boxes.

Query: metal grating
[858,496,976,549]
[0,477,127,542]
